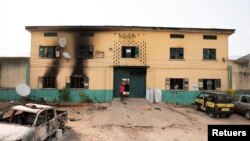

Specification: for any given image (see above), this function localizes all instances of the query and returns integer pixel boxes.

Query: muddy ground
[58,98,249,141]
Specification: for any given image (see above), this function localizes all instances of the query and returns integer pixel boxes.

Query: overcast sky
[0,0,249,59]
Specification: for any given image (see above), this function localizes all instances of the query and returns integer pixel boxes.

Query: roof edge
[25,25,235,35]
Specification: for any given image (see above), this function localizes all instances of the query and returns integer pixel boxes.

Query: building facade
[229,54,250,90]
[26,26,234,103]
[0,57,29,88]
[0,57,29,101]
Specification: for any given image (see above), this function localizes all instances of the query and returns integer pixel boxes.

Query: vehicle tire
[209,112,216,118]
[245,111,250,120]
[194,104,200,111]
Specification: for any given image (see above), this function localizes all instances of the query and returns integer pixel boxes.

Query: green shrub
[58,87,70,102]
[224,89,236,97]
[79,92,90,103]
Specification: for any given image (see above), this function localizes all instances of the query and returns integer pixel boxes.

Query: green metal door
[113,67,146,98]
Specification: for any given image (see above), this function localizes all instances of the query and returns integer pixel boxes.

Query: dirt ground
[59,98,250,141]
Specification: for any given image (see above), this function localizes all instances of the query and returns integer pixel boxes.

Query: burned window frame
[67,76,89,89]
[170,48,184,59]
[39,45,60,58]
[38,77,56,88]
[203,48,216,60]
[78,45,94,59]
[121,46,139,58]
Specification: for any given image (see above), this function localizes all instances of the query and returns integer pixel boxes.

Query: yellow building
[25,26,234,103]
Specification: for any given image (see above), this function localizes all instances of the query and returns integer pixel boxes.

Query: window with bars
[39,46,60,58]
[170,48,184,59]
[66,76,89,89]
[78,46,93,58]
[165,78,189,90]
[198,79,221,90]
[38,77,56,88]
[203,48,216,60]
[122,46,139,58]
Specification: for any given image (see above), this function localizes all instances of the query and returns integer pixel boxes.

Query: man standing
[119,83,125,102]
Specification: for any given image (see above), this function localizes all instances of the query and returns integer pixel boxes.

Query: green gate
[113,67,146,98]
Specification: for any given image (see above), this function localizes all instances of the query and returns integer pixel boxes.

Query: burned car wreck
[0,103,67,141]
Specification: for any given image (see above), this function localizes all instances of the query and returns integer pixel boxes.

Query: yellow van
[194,91,234,118]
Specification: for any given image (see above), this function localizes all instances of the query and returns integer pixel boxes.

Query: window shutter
[203,49,208,59]
[170,48,174,59]
[215,79,221,90]
[65,77,70,88]
[39,46,45,57]
[38,77,43,88]
[47,47,55,58]
[84,77,89,89]
[135,47,139,58]
[183,78,189,90]
[89,46,93,58]
[212,50,216,59]
[165,78,170,90]
[198,79,203,90]
[56,46,60,58]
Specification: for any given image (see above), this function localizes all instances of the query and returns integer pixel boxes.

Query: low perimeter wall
[1,89,247,105]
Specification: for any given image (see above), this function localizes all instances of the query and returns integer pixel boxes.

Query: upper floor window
[39,46,60,58]
[203,35,217,40]
[38,77,56,88]
[78,46,93,59]
[122,46,139,58]
[203,48,216,60]
[44,32,58,37]
[170,48,184,59]
[170,34,184,39]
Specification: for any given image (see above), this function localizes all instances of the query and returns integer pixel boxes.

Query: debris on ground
[87,104,107,112]
[68,118,81,122]
[154,107,162,111]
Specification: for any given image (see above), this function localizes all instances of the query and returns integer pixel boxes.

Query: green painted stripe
[162,90,201,105]
[0,89,113,103]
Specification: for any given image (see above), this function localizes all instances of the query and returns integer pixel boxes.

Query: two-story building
[25,26,235,103]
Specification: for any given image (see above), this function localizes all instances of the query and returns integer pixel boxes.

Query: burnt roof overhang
[25,25,235,35]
